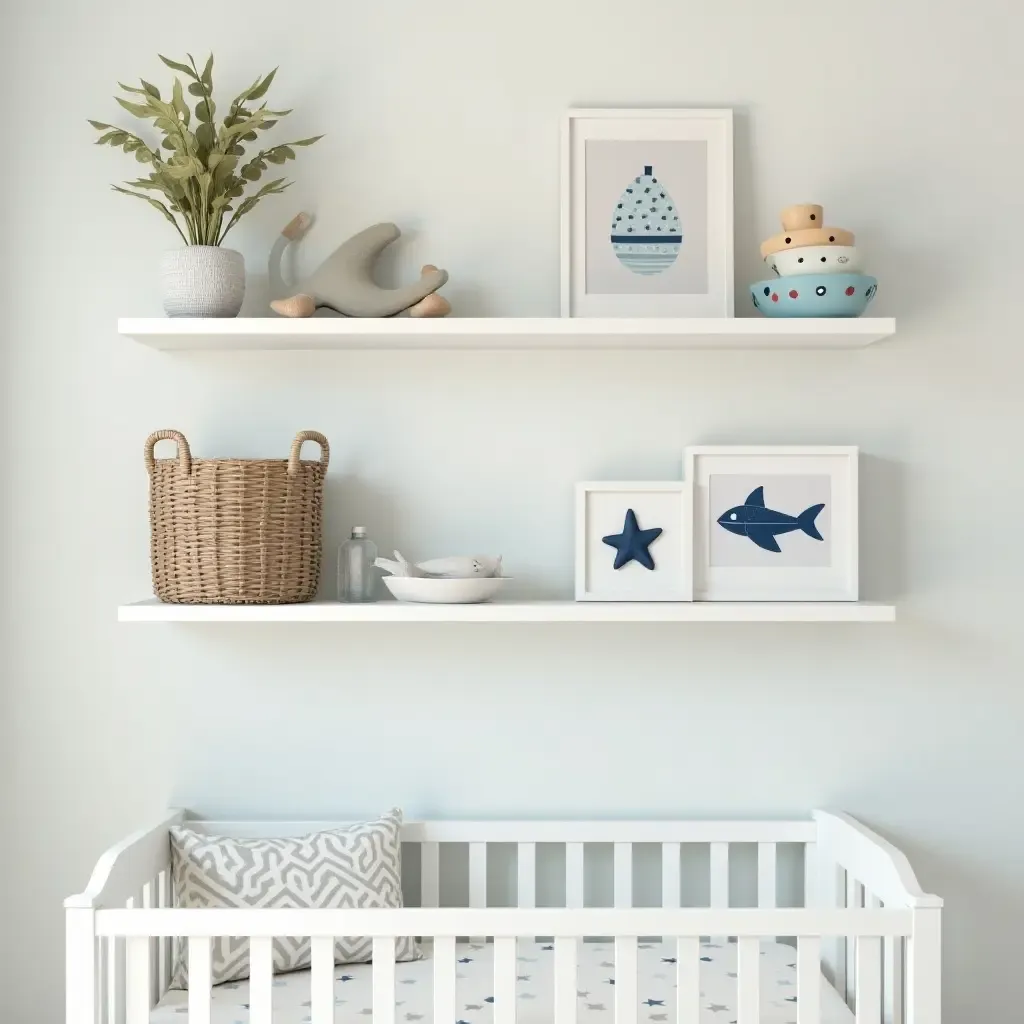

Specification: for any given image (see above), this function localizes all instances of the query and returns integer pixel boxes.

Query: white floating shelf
[119,317,895,352]
[118,599,895,623]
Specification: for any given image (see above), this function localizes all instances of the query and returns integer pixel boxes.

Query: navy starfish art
[602,508,663,570]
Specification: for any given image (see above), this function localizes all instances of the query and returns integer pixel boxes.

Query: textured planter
[160,246,245,318]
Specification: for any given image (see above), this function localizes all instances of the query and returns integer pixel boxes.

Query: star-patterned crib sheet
[151,939,854,1024]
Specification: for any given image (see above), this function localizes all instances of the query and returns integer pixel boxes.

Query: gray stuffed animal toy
[269,214,450,318]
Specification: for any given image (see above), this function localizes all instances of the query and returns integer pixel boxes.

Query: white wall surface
[2,0,1021,1020]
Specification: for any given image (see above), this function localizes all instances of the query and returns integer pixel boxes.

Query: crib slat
[470,842,487,943]
[97,936,109,1024]
[110,932,126,1024]
[661,843,681,908]
[494,936,517,1024]
[846,877,863,1006]
[820,862,846,994]
[421,841,440,907]
[311,936,335,1024]
[797,936,822,1024]
[158,870,172,997]
[614,936,638,1024]
[141,882,158,1007]
[677,936,700,1024]
[187,937,212,1024]
[373,937,397,1024]
[856,937,881,1024]
[554,937,578,1024]
[250,936,274,1024]
[433,936,457,1024]
[737,936,760,1024]
[125,937,150,1024]
[710,842,729,943]
[614,843,633,908]
[566,842,585,908]
[518,842,536,908]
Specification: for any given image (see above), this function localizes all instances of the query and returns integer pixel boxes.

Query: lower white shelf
[118,599,895,623]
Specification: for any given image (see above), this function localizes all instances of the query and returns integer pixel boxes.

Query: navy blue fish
[717,486,824,553]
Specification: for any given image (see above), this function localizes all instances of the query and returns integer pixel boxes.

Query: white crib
[65,811,941,1024]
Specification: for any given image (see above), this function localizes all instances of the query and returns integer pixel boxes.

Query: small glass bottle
[338,526,378,602]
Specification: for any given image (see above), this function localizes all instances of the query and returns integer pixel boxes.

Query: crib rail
[95,908,913,1024]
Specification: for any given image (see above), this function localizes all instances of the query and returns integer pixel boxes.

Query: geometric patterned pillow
[169,808,420,988]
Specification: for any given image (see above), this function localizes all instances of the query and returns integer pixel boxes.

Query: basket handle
[144,430,192,477]
[288,430,330,475]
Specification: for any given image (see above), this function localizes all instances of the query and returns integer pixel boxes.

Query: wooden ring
[780,204,824,231]
[760,227,855,259]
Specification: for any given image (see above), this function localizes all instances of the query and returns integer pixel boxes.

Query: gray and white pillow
[170,808,419,988]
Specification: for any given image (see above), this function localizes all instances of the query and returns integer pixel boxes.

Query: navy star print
[643,999,665,1006]
[602,508,663,570]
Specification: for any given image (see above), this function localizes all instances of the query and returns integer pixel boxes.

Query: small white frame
[575,482,692,602]
[685,445,859,602]
[561,108,734,318]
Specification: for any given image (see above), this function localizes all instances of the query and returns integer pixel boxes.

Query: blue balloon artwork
[602,508,663,570]
[716,486,825,553]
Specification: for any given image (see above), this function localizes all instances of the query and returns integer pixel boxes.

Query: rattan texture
[145,430,330,604]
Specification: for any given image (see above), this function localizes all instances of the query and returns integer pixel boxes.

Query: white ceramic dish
[766,245,860,277]
[383,575,509,604]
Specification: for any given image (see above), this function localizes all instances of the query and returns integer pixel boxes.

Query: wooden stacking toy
[750,202,876,318]
[759,203,854,259]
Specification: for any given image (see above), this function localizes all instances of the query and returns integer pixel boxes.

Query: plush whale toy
[375,551,503,579]
[269,214,451,318]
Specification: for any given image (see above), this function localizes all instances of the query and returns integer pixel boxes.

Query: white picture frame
[561,108,734,318]
[684,446,859,601]
[575,482,693,602]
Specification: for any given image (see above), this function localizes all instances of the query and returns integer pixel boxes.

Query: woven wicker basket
[145,429,330,604]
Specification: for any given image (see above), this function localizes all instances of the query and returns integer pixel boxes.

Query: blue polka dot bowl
[750,273,878,318]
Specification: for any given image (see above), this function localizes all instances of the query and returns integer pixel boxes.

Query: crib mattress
[151,939,852,1024]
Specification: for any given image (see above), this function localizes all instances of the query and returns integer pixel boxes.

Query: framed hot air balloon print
[561,109,734,318]
[684,446,859,601]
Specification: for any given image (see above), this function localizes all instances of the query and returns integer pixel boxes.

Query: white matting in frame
[684,446,859,601]
[575,482,693,601]
[561,108,734,318]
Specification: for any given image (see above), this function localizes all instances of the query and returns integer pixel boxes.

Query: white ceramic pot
[766,245,861,277]
[159,246,245,317]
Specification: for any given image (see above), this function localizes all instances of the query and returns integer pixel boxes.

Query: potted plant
[90,54,321,317]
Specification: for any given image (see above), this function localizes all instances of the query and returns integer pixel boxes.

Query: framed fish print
[684,446,859,601]
[575,482,693,601]
[561,108,734,318]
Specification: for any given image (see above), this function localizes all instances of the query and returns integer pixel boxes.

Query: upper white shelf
[118,599,896,623]
[119,317,896,352]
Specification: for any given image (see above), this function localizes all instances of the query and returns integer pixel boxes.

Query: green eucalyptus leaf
[116,96,154,119]
[229,144,245,156]
[96,130,122,145]
[171,78,190,124]
[241,164,261,181]
[140,79,161,99]
[88,119,112,130]
[135,147,153,163]
[201,54,213,87]
[292,135,324,146]
[196,122,216,151]
[154,116,179,133]
[159,55,196,77]
[122,138,141,152]
[241,131,258,142]
[188,82,206,96]
[161,136,179,150]
[246,67,277,101]
[195,99,215,122]
[258,120,278,131]
[118,81,148,95]
[266,149,287,164]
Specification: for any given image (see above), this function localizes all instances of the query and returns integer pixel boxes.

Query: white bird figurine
[374,551,503,579]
